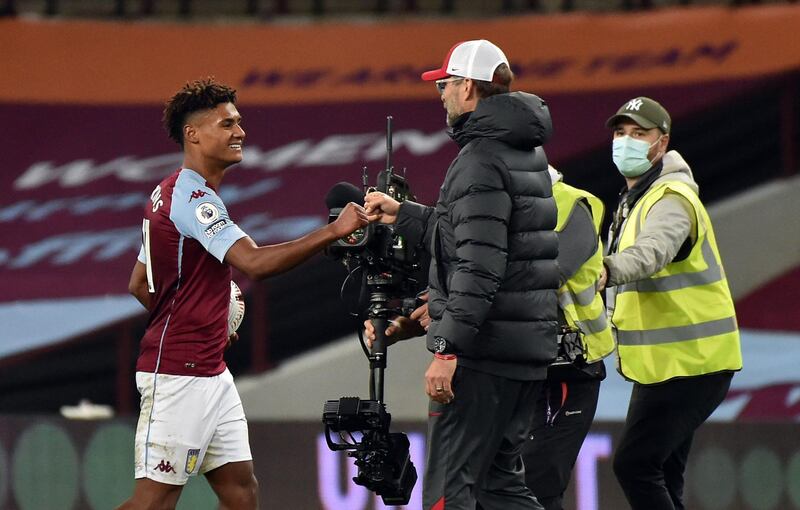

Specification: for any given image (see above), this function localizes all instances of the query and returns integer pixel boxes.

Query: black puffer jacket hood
[452,92,553,151]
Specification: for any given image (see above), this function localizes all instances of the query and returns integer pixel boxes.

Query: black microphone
[325,182,363,210]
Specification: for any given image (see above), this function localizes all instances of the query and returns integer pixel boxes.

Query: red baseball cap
[421,40,509,82]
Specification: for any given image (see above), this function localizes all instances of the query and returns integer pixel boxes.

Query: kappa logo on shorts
[155,459,177,473]
[185,448,201,474]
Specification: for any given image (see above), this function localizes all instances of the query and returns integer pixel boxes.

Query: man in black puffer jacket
[364,39,558,510]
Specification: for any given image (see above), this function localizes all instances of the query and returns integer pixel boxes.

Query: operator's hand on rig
[330,202,369,237]
[426,356,456,404]
[363,316,424,349]
[364,191,401,224]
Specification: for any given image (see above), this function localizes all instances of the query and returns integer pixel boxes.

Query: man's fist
[364,192,401,225]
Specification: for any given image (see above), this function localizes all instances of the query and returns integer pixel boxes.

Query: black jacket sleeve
[435,153,512,350]
[395,200,435,254]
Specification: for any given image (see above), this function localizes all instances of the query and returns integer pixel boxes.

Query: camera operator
[364,39,558,510]
[520,166,615,510]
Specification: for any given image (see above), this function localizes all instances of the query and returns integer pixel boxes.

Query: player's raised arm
[224,202,368,280]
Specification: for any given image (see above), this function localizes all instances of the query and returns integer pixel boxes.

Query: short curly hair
[162,78,237,146]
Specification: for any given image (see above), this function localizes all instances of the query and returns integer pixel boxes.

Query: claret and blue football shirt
[137,168,247,376]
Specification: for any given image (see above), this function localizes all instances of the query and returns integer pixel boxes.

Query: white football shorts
[134,368,252,485]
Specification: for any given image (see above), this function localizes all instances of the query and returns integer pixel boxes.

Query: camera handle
[367,290,392,403]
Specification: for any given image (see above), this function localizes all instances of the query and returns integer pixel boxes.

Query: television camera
[322,116,420,506]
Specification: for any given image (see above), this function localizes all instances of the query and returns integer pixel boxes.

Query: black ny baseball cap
[606,97,671,134]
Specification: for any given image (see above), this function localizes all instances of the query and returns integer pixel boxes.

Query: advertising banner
[0,417,798,510]
[1,5,799,105]
[0,81,757,303]
[2,5,794,305]
[2,4,796,355]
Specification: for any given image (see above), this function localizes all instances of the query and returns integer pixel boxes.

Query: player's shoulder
[173,169,221,202]
[172,170,225,216]
[169,169,232,234]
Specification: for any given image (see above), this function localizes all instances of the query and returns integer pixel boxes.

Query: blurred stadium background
[1,0,799,508]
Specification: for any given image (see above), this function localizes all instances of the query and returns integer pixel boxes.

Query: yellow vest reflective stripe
[613,180,742,384]
[552,182,615,363]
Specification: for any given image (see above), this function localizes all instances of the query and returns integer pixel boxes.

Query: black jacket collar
[448,92,552,150]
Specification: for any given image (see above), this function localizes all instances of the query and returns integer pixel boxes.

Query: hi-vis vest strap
[552,182,615,363]
[612,180,742,384]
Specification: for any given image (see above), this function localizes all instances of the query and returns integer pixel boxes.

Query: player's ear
[184,123,199,145]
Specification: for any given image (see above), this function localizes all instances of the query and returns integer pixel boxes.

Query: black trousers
[423,366,545,510]
[522,377,601,510]
[613,372,733,510]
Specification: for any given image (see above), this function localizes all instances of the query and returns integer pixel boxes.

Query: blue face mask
[612,135,661,177]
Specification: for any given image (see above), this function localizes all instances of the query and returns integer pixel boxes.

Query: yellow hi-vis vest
[612,180,742,384]
[553,182,615,363]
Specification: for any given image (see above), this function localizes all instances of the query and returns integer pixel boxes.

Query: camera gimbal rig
[322,116,419,506]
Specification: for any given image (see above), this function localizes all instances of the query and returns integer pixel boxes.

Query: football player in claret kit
[118,78,368,510]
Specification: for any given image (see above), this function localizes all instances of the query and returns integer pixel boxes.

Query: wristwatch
[433,336,448,354]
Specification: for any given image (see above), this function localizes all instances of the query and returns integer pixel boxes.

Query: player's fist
[330,202,369,238]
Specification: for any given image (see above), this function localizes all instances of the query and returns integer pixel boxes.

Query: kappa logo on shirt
[155,459,176,473]
[189,189,209,202]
